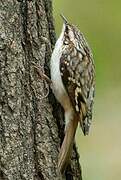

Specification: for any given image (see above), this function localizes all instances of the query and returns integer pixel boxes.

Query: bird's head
[60,14,81,45]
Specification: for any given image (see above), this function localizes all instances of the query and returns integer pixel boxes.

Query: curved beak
[60,14,68,24]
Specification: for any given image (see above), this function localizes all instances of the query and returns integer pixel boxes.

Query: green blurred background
[53,1,121,179]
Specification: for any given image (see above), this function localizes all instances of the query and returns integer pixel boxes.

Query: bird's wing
[60,43,95,135]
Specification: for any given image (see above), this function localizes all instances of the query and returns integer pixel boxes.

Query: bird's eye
[65,26,69,34]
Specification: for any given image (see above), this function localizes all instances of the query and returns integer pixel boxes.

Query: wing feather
[60,42,95,135]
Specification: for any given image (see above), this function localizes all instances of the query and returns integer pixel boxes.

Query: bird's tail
[58,114,79,174]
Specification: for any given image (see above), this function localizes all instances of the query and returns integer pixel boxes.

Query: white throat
[50,24,74,125]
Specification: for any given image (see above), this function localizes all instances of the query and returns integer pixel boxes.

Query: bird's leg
[32,34,52,85]
[32,62,52,85]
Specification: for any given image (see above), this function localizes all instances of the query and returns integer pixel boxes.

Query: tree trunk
[0,0,82,179]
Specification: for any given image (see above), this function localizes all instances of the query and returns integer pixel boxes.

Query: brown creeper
[50,15,95,174]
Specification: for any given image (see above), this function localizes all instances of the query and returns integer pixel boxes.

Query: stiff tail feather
[58,114,79,174]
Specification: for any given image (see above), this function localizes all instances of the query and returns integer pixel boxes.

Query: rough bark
[0,0,82,180]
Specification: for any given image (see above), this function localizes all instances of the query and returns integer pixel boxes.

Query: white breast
[50,28,72,114]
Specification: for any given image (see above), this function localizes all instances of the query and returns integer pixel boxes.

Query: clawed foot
[32,62,52,85]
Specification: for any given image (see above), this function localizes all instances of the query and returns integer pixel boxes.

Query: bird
[50,14,95,174]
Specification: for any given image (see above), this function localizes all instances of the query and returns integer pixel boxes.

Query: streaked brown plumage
[50,15,95,174]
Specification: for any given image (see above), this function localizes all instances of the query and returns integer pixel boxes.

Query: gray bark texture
[0,0,82,180]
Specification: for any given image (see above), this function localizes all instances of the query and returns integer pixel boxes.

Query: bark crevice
[0,0,82,179]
